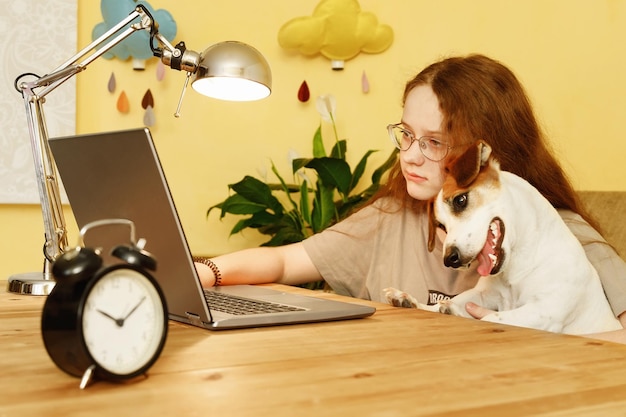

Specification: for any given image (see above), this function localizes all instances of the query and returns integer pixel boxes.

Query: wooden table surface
[3,282,626,417]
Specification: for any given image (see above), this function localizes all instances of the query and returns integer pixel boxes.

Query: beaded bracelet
[193,257,222,287]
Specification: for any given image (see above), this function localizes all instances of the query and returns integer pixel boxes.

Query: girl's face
[399,85,446,201]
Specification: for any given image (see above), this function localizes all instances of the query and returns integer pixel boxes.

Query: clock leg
[80,364,96,390]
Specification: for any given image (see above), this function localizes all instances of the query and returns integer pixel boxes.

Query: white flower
[287,148,300,166]
[287,148,312,185]
[315,94,337,123]
[297,170,312,186]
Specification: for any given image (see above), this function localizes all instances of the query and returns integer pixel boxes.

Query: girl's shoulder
[557,209,605,242]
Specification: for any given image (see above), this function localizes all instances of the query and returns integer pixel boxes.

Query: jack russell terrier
[385,140,621,335]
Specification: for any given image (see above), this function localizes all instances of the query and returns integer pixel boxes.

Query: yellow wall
[3,0,626,280]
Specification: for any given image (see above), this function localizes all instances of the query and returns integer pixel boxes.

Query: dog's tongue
[477,237,495,276]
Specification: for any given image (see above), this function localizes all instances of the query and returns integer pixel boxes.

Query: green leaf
[270,161,299,211]
[262,228,306,246]
[330,139,347,160]
[218,194,267,217]
[335,185,384,218]
[350,149,377,192]
[305,157,352,196]
[207,202,224,219]
[229,218,250,235]
[299,180,312,226]
[292,158,311,174]
[311,184,336,233]
[267,182,299,193]
[231,211,283,234]
[259,212,307,246]
[371,149,398,184]
[229,176,283,215]
[312,125,326,158]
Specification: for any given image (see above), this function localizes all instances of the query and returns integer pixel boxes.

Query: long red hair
[371,54,598,229]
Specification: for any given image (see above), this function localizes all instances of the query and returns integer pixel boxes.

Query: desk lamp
[8,5,272,295]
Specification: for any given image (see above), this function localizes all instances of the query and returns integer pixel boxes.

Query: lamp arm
[10,5,271,294]
[14,5,175,268]
[22,6,154,100]
[20,89,68,264]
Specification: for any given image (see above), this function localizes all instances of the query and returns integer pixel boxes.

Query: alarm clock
[41,219,168,389]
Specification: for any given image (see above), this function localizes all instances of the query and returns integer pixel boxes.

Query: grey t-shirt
[302,198,626,317]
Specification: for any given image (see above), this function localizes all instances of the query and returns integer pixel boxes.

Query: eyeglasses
[387,123,452,162]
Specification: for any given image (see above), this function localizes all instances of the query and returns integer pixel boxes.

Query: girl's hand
[465,302,496,319]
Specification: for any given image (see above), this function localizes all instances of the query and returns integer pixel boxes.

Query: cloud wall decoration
[92,0,177,69]
[277,0,393,69]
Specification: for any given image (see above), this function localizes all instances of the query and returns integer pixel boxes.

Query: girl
[196,54,626,342]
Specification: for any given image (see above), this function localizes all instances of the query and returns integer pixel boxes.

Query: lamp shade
[191,41,272,101]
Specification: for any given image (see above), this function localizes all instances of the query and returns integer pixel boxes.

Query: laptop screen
[49,128,213,325]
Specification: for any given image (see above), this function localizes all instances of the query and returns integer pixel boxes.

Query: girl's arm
[194,242,322,288]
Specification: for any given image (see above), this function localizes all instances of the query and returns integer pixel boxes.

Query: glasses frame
[387,123,452,162]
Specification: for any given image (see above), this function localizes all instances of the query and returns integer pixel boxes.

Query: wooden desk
[3,283,626,417]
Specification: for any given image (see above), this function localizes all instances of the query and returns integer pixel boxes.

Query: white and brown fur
[385,140,621,335]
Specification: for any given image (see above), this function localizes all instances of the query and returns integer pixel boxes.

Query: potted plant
[208,95,396,287]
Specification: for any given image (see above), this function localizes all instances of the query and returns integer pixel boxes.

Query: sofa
[579,191,626,258]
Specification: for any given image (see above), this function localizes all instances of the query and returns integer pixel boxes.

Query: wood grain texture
[2,283,626,416]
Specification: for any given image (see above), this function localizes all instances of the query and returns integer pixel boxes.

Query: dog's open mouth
[477,217,505,276]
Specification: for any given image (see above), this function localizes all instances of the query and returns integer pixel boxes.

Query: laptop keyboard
[204,290,306,315]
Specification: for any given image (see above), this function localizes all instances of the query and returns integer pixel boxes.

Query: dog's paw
[436,300,467,317]
[437,300,452,315]
[383,287,419,309]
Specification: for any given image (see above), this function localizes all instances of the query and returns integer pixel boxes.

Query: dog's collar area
[477,217,505,276]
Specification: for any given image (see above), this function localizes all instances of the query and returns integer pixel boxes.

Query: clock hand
[123,296,146,321]
[96,296,146,328]
[97,309,124,327]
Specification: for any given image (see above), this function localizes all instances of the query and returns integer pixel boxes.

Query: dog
[385,140,621,335]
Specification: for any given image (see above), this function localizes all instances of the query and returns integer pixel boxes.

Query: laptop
[49,128,375,330]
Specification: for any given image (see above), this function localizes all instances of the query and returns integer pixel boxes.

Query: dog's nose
[444,247,463,268]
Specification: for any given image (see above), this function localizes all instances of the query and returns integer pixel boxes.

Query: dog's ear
[447,140,492,188]
[478,139,492,167]
[427,198,437,252]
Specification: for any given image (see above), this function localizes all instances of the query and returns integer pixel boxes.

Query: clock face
[81,267,167,377]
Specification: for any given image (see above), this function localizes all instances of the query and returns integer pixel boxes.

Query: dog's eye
[452,193,468,211]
